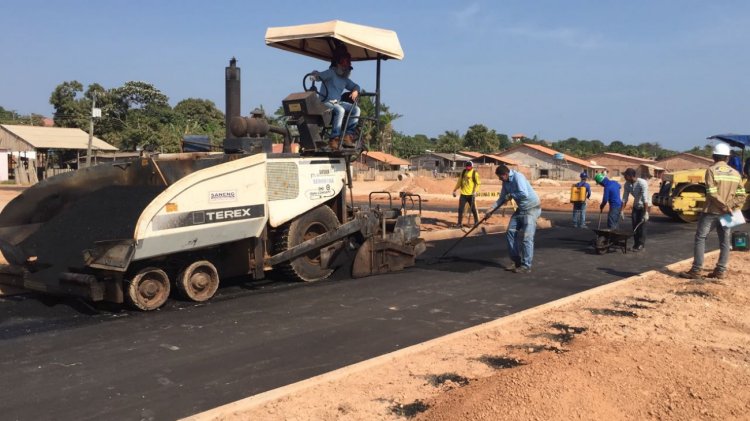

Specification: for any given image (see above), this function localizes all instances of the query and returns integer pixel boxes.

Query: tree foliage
[357,96,402,153]
[550,137,678,160]
[48,80,225,152]
[49,81,88,128]
[392,132,433,158]
[435,130,464,153]
[464,124,500,154]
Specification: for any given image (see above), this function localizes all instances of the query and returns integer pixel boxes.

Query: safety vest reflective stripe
[737,188,747,194]
[713,175,742,182]
[707,187,718,193]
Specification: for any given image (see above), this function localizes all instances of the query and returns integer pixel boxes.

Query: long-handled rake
[438,206,504,261]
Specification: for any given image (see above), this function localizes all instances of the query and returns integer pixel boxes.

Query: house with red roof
[495,143,604,180]
[588,152,664,178]
[656,153,713,172]
[358,150,410,171]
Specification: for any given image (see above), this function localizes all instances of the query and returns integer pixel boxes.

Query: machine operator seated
[311,50,360,150]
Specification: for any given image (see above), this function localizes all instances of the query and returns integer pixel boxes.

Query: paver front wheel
[272,205,340,282]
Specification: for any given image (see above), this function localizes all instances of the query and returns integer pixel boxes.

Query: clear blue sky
[2,0,749,151]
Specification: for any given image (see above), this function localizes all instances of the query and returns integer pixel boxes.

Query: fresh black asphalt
[0,212,716,420]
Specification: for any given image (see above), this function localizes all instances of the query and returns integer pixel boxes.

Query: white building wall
[500,149,584,180]
[0,150,8,181]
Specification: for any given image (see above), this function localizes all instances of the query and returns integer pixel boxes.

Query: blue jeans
[506,206,542,269]
[324,101,360,138]
[572,202,587,227]
[690,213,731,273]
[607,206,621,229]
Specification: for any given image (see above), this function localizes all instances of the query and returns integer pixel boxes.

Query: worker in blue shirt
[485,165,541,274]
[572,172,592,228]
[594,173,622,229]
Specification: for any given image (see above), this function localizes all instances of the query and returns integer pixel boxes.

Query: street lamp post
[86,93,101,168]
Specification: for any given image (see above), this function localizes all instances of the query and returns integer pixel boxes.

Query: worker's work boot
[502,262,519,271]
[679,269,703,280]
[328,137,340,150]
[342,133,356,148]
[512,266,531,274]
[706,270,725,280]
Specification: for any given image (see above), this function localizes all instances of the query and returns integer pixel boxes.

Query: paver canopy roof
[265,20,404,61]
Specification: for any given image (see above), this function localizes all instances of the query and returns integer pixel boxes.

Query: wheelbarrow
[591,212,644,255]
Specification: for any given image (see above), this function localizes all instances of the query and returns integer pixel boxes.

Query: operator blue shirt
[316,68,360,103]
[600,177,622,209]
[494,170,541,211]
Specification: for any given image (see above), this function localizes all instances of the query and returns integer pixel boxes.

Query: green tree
[49,81,88,128]
[0,107,45,125]
[0,106,15,122]
[608,140,626,153]
[391,132,432,158]
[497,133,512,151]
[358,97,402,152]
[435,130,464,153]
[105,81,176,151]
[464,124,500,153]
[174,98,225,144]
[685,145,712,158]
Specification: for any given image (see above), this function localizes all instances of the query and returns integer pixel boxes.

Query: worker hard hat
[594,173,605,184]
[712,142,730,156]
[465,161,473,168]
[579,171,588,179]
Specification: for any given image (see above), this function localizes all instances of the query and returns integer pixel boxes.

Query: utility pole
[86,92,98,168]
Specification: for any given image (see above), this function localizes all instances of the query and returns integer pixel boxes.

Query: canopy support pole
[375,56,382,149]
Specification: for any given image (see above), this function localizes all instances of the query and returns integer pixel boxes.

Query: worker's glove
[644,212,649,222]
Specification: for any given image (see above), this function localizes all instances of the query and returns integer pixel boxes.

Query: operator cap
[465,161,473,168]
[579,171,588,179]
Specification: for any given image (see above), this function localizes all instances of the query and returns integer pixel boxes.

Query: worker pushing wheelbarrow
[591,211,645,254]
[591,171,648,254]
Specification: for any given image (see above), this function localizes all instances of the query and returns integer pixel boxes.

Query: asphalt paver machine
[0,20,424,311]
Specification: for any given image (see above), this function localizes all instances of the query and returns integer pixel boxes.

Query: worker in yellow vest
[452,161,480,228]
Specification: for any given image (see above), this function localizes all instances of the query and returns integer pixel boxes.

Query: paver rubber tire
[125,267,171,311]
[272,205,340,282]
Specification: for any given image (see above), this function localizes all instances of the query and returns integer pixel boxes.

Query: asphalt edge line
[180,250,717,421]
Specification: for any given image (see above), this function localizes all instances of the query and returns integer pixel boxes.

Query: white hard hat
[712,142,730,156]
